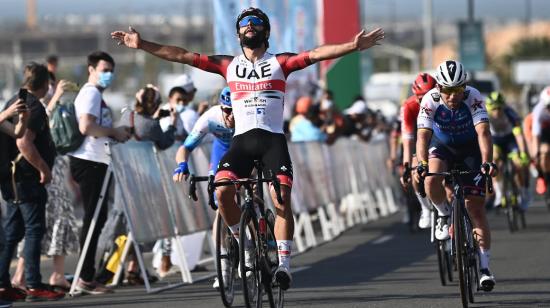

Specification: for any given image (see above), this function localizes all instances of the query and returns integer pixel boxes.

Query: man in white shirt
[159,80,199,140]
[68,51,130,295]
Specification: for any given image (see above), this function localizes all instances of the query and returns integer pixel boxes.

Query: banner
[320,0,362,110]
[458,20,486,72]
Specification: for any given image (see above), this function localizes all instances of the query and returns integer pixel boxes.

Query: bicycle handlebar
[417,169,494,197]
[188,172,284,210]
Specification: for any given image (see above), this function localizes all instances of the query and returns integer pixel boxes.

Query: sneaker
[26,284,65,302]
[212,264,231,290]
[75,279,113,295]
[536,177,547,195]
[274,266,292,291]
[0,287,26,302]
[435,216,450,240]
[418,210,431,229]
[212,277,220,290]
[479,268,495,292]
[239,249,256,279]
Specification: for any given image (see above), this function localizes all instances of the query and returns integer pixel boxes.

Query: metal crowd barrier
[70,137,399,295]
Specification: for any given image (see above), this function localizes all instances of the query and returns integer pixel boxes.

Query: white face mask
[175,105,185,113]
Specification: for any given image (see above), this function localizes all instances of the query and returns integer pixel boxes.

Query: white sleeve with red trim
[417,93,436,131]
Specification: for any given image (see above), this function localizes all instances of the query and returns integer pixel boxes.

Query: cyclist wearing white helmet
[531,86,550,204]
[112,15,384,290]
[414,60,497,291]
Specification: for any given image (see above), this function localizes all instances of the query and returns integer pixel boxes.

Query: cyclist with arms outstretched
[112,7,384,290]
[413,60,497,292]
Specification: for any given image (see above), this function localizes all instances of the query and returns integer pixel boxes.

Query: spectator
[67,51,131,295]
[45,55,58,83]
[290,97,328,143]
[0,63,64,302]
[10,64,80,293]
[159,75,199,140]
[121,84,177,149]
[340,97,372,142]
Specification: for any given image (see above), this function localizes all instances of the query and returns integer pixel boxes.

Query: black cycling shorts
[428,139,485,197]
[215,129,293,187]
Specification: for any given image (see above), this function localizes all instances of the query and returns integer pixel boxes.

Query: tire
[436,240,447,286]
[216,212,237,307]
[239,208,262,308]
[444,240,454,282]
[264,210,284,308]
[454,197,469,308]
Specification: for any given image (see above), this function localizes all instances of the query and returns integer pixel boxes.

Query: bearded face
[238,25,268,49]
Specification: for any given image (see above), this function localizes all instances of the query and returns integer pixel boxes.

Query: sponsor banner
[458,20,486,71]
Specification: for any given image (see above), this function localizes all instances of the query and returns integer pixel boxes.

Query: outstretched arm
[111,27,196,65]
[309,28,384,63]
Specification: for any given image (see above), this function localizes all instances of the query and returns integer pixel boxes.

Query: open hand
[354,28,385,51]
[111,26,141,49]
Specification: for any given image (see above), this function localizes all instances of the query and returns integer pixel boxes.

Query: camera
[18,88,28,101]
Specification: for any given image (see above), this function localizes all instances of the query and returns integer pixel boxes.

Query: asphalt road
[16,201,550,308]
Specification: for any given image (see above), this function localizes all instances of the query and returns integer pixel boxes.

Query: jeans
[0,183,47,289]
[69,156,111,282]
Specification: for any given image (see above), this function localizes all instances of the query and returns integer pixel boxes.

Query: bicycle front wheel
[239,208,262,308]
[453,197,469,308]
[216,211,237,307]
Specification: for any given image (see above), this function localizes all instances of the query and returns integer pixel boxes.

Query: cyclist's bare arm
[475,122,494,167]
[111,27,195,65]
[402,138,414,166]
[308,28,384,62]
[416,128,432,164]
[532,135,541,160]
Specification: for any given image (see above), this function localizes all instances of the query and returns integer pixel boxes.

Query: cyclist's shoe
[274,266,292,291]
[418,210,431,229]
[239,249,256,279]
[435,215,450,240]
[479,268,495,292]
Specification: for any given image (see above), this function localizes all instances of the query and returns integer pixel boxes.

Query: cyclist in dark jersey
[112,8,384,290]
[414,60,497,292]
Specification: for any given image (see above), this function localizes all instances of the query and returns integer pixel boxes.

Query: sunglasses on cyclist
[439,85,466,95]
[238,15,264,28]
[221,107,233,115]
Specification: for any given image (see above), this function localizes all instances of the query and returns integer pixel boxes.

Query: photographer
[120,84,177,149]
[0,63,64,302]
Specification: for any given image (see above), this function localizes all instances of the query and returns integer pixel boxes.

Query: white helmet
[540,86,550,106]
[435,60,467,87]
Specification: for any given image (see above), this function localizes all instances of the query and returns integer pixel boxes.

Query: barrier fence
[69,136,400,295]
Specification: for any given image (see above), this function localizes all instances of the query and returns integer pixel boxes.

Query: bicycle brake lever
[208,175,217,210]
[189,175,198,201]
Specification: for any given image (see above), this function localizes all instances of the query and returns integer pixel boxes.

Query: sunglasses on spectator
[238,15,264,28]
[439,85,466,95]
[221,107,233,115]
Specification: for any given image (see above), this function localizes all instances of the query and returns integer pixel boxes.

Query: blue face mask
[98,72,114,88]
[175,105,185,113]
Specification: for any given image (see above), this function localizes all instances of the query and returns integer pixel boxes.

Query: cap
[174,74,196,93]
[344,100,367,115]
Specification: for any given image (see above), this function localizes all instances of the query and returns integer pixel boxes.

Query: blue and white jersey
[417,86,488,146]
[183,106,234,151]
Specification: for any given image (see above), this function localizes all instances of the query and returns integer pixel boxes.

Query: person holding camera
[120,84,177,149]
[0,63,65,302]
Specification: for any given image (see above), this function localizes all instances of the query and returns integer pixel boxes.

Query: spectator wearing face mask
[159,75,199,140]
[67,51,131,295]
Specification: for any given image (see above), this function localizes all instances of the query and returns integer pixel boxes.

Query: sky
[0,0,549,22]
